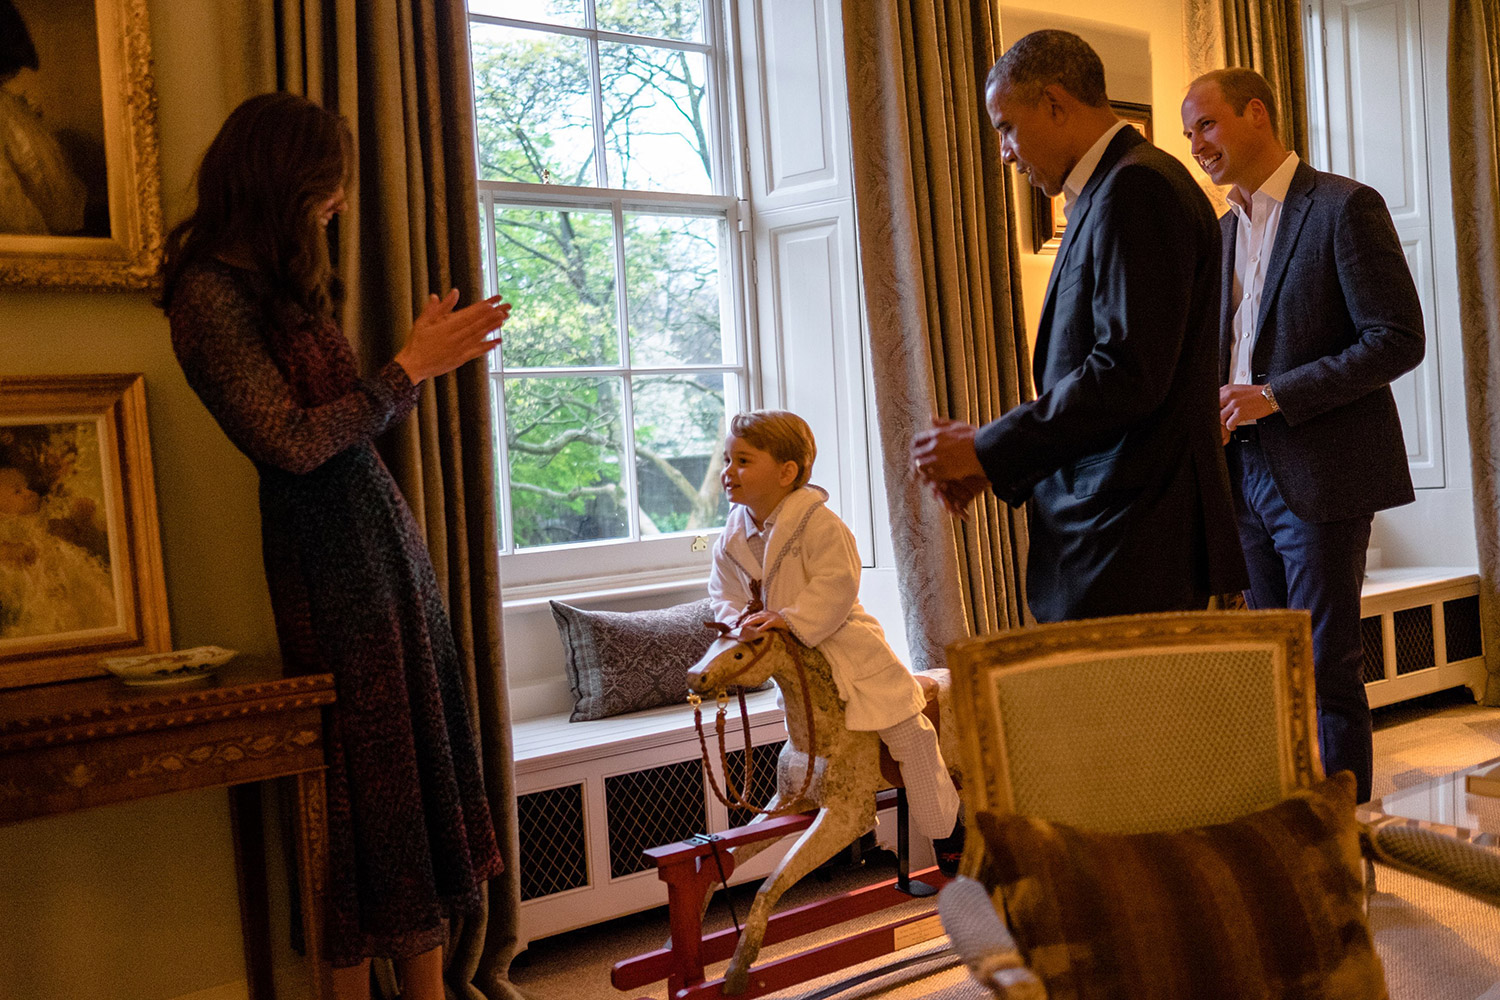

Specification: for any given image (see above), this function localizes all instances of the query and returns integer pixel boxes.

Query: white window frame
[467,3,759,593]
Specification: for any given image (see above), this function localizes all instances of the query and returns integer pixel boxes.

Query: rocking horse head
[686,621,781,694]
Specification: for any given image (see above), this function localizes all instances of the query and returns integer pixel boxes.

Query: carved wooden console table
[0,656,335,999]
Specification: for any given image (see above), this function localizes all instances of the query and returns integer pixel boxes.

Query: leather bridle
[690,624,816,817]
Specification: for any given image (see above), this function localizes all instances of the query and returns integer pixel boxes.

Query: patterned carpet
[1368,687,1500,1000]
[514,686,1500,1000]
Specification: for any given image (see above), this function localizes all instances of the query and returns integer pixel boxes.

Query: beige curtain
[1449,0,1500,705]
[842,0,1031,670]
[1185,0,1309,160]
[243,2,526,996]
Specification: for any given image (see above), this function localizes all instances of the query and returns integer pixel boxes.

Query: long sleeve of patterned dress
[167,261,419,475]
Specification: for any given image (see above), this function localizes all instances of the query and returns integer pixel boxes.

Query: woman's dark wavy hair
[157,93,353,320]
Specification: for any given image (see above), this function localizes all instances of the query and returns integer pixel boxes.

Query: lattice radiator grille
[517,783,588,901]
[1394,606,1435,675]
[605,759,706,878]
[725,739,787,828]
[1445,595,1483,662]
[1360,616,1385,684]
[1359,593,1484,691]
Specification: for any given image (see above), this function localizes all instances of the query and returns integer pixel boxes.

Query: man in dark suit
[1181,68,1425,802]
[911,30,1245,622]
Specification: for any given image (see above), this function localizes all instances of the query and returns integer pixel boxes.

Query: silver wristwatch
[1261,383,1279,413]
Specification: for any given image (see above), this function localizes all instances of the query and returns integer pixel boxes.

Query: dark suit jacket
[1222,161,1424,523]
[974,127,1246,622]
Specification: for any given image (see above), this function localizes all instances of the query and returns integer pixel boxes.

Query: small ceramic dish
[100,646,238,686]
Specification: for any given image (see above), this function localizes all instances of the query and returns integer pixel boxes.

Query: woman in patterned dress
[158,93,510,1000]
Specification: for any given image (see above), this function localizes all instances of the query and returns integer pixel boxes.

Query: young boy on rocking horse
[710,409,964,871]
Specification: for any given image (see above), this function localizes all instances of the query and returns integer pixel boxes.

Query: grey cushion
[550,598,725,722]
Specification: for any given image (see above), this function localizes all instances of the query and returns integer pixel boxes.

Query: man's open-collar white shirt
[1227,151,1300,403]
[1061,120,1129,222]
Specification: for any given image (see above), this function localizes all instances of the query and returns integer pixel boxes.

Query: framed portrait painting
[0,0,164,290]
[0,374,170,687]
[1031,100,1154,254]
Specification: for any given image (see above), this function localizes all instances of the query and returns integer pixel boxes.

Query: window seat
[513,687,782,776]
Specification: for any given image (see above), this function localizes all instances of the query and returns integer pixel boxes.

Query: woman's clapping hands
[395,289,511,383]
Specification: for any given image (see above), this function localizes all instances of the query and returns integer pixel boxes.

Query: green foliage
[497,206,619,368]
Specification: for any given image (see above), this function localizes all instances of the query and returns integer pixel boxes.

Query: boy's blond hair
[728,410,817,490]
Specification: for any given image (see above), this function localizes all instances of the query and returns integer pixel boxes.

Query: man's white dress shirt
[1227,151,1301,403]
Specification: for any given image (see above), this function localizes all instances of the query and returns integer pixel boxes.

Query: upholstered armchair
[935,610,1500,999]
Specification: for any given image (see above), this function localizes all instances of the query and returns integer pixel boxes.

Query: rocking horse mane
[754,630,843,758]
[768,630,836,690]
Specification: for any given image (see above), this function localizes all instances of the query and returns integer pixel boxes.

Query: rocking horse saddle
[877,672,941,788]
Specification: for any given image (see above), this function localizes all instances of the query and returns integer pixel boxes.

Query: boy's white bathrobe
[709,485,927,732]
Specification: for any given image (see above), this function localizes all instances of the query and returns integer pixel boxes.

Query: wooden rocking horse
[611,623,962,999]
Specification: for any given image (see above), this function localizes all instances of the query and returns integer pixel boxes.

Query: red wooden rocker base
[611,788,952,1000]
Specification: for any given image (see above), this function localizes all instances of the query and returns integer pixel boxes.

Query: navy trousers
[1227,436,1374,803]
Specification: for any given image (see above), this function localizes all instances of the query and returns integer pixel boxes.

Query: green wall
[0,3,277,998]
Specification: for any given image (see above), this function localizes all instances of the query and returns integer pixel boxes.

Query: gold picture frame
[0,374,170,688]
[0,0,164,290]
[1031,100,1154,254]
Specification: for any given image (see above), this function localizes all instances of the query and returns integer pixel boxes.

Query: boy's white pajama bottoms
[877,711,960,839]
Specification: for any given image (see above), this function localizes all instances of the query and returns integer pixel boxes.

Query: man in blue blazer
[1181,68,1425,802]
[912,30,1245,622]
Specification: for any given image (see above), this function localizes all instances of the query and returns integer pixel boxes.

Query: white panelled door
[1307,0,1449,488]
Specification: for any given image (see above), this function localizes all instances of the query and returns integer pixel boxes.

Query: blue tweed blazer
[1222,161,1424,523]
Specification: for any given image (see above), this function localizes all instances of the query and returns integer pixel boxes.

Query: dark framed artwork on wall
[1031,100,1154,254]
[0,0,164,290]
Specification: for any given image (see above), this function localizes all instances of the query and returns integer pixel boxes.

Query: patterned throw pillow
[551,599,726,722]
[974,771,1387,1000]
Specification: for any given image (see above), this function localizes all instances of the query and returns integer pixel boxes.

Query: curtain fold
[1185,0,1309,160]
[1449,0,1500,704]
[842,0,1030,670]
[262,1,526,995]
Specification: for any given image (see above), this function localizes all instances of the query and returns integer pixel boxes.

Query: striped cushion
[974,771,1387,1000]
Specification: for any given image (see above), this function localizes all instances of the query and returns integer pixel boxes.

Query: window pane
[470,0,586,29]
[596,0,704,42]
[494,204,619,368]
[505,375,630,547]
[600,43,712,193]
[624,213,730,366]
[472,23,597,187]
[633,373,736,534]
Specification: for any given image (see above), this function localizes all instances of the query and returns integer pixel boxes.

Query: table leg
[229,784,275,1000]
[294,770,330,1000]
